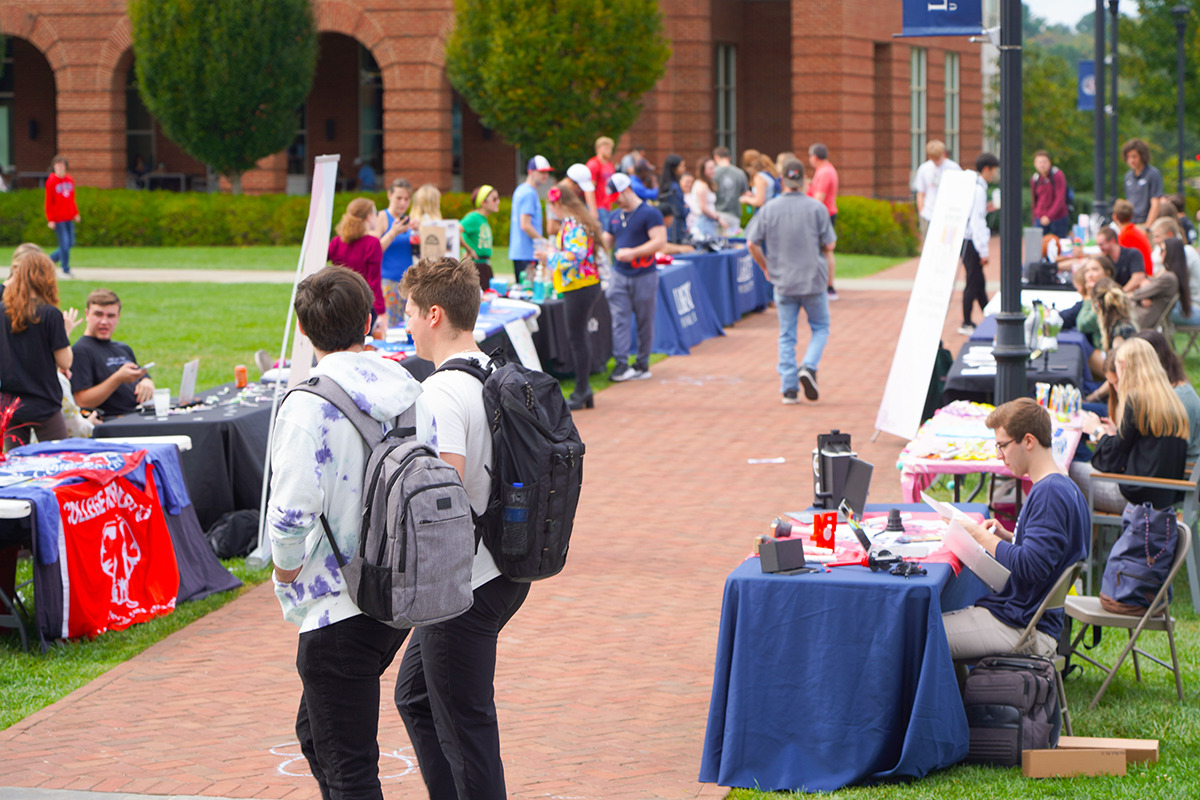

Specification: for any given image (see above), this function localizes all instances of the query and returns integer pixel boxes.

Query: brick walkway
[0,253,1001,799]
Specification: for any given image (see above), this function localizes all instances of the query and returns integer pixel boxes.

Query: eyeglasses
[995,438,1017,453]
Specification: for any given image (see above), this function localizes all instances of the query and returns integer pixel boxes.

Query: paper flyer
[944,519,1011,592]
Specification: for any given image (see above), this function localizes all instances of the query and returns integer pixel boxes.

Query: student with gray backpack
[268,266,444,800]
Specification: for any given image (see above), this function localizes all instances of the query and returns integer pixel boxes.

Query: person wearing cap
[461,185,500,291]
[548,164,598,237]
[747,158,836,404]
[806,143,840,300]
[601,172,667,382]
[508,155,553,285]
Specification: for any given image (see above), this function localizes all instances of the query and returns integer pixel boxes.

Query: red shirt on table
[1119,225,1154,277]
[45,173,79,223]
[807,163,839,216]
[328,235,385,315]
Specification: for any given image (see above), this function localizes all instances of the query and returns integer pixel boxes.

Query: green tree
[446,0,670,169]
[128,0,317,194]
[1122,1,1200,161]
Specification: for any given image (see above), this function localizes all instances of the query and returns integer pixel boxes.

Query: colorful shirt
[549,217,599,293]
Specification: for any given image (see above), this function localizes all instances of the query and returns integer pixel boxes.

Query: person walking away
[377,178,416,330]
[746,158,835,404]
[712,147,749,233]
[461,185,500,291]
[807,144,840,300]
[328,197,385,337]
[913,140,961,241]
[44,155,80,278]
[602,173,667,382]
[1122,138,1164,226]
[1030,150,1070,238]
[508,155,554,285]
[960,153,999,335]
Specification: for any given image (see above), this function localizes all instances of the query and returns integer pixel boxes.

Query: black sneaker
[827,286,839,301]
[799,368,819,401]
[610,363,636,382]
[782,389,800,405]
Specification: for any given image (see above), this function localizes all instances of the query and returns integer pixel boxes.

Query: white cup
[153,388,171,419]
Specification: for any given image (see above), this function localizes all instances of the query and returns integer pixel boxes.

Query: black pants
[6,411,68,448]
[511,259,535,286]
[394,576,530,800]
[961,241,988,325]
[563,283,602,395]
[295,614,409,800]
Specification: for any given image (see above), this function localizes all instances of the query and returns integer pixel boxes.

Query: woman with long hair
[327,197,384,335]
[537,179,603,410]
[1089,277,1135,360]
[377,178,415,329]
[1,251,75,446]
[1133,329,1200,462]
[739,150,777,209]
[658,155,688,243]
[688,159,721,239]
[461,185,500,291]
[1130,236,1188,330]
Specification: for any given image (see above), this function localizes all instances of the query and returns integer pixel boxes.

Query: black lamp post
[1093,0,1108,223]
[1174,5,1189,197]
[1110,0,1120,202]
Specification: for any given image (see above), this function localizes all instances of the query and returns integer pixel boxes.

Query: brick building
[0,1,983,199]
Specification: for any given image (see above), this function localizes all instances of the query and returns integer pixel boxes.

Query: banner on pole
[898,0,983,38]
[1077,60,1096,112]
[287,155,342,388]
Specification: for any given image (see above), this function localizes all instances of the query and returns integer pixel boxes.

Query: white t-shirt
[423,350,502,589]
[912,158,962,220]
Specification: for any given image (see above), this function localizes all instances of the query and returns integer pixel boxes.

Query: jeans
[50,220,75,273]
[395,577,530,800]
[1171,300,1200,326]
[563,283,601,393]
[294,614,409,800]
[1040,214,1070,239]
[607,268,658,370]
[774,288,830,393]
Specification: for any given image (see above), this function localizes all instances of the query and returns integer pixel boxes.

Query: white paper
[945,519,1011,592]
[178,358,199,404]
[920,491,970,521]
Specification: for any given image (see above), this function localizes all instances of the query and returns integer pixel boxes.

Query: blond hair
[926,140,947,159]
[411,184,443,222]
[1114,338,1189,439]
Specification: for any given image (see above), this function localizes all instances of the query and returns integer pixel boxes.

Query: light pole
[995,0,1027,404]
[1110,0,1120,202]
[1093,0,1108,223]
[1174,5,1188,196]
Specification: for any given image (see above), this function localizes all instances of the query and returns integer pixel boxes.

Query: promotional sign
[1078,60,1095,112]
[899,0,983,38]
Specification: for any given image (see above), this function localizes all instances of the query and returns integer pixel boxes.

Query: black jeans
[961,241,988,325]
[295,614,409,800]
[394,576,530,800]
[562,283,602,395]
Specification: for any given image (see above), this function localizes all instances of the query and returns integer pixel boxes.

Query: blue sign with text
[900,0,983,38]
[1078,60,1095,111]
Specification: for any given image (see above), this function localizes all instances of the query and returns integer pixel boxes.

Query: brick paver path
[0,253,1001,799]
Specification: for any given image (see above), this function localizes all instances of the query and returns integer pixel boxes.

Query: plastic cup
[153,388,171,419]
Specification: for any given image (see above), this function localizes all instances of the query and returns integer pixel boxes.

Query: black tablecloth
[943,342,1085,404]
[94,384,272,529]
[530,296,613,377]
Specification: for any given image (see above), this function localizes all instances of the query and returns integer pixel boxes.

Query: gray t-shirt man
[1124,164,1164,224]
[746,192,837,296]
[713,163,749,218]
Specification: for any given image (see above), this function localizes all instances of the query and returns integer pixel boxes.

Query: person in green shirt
[461,185,500,291]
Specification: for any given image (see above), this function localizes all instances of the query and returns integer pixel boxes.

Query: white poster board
[874,170,978,440]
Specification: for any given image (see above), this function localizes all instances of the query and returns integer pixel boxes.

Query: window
[451,92,463,192]
[126,63,155,174]
[945,52,960,164]
[910,47,927,175]
[287,104,306,176]
[359,44,383,173]
[0,40,12,170]
[715,44,737,154]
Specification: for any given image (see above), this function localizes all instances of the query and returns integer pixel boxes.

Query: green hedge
[0,187,915,256]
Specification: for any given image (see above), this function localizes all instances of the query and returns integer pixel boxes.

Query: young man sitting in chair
[943,398,1090,659]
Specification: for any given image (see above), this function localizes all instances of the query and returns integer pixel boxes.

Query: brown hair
[10,243,43,266]
[86,288,121,310]
[294,266,372,352]
[1112,198,1134,224]
[49,154,68,170]
[400,256,481,333]
[389,177,412,194]
[550,179,602,241]
[1161,237,1192,317]
[335,197,376,244]
[986,397,1052,448]
[3,252,58,333]
[1091,278,1133,350]
[1150,216,1184,240]
[1033,149,1051,161]
[1096,226,1118,245]
[1121,138,1151,165]
[1133,329,1187,385]
[741,149,761,175]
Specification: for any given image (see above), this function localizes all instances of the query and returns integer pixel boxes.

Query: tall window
[287,104,306,176]
[910,47,927,175]
[359,45,383,171]
[126,62,155,172]
[944,52,961,163]
[0,40,13,170]
[715,44,737,154]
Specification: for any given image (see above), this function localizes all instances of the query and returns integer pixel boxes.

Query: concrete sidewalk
[0,253,999,799]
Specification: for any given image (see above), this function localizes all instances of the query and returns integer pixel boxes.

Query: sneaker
[827,286,839,301]
[782,389,800,405]
[628,366,652,381]
[254,349,274,375]
[609,363,636,382]
[61,270,75,280]
[799,367,819,401]
[957,323,976,336]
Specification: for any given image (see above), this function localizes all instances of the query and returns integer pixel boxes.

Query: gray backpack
[286,376,474,628]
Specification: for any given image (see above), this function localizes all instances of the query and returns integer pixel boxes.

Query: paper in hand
[944,518,1011,592]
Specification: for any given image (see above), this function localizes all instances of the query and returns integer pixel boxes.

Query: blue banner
[899,0,983,38]
[1078,60,1095,112]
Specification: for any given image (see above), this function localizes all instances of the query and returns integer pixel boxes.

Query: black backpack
[206,509,260,559]
[961,654,1062,765]
[435,355,585,581]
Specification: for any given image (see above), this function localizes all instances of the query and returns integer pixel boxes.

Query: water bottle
[502,482,531,557]
[532,265,547,303]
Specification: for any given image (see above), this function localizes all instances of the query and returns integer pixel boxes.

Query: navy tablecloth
[969,314,1094,363]
[674,249,771,327]
[624,262,725,356]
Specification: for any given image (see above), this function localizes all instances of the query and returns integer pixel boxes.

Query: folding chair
[1174,322,1200,359]
[1066,521,1190,709]
[1137,292,1178,334]
[956,561,1084,736]
[0,499,35,653]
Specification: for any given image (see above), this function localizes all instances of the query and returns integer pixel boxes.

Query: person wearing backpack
[268,266,436,800]
[1030,151,1070,239]
[394,255,532,800]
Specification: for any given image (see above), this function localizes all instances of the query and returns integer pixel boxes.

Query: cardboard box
[1057,736,1159,764]
[1022,748,1126,778]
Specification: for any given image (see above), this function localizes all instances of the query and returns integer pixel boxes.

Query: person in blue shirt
[942,398,1090,660]
[356,157,378,191]
[658,155,688,243]
[508,155,554,284]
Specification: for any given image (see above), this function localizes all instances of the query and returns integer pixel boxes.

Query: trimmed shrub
[739,193,917,257]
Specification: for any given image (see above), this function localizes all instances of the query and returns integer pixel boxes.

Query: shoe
[957,323,976,336]
[799,368,819,401]
[628,366,652,381]
[567,393,594,411]
[255,349,274,375]
[61,270,75,280]
[609,363,635,382]
[827,286,839,301]
[782,389,800,405]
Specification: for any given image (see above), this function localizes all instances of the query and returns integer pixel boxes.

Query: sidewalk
[0,252,997,800]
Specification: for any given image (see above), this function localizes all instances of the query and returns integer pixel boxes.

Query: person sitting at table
[942,398,1090,660]
[1133,329,1200,464]
[1149,216,1200,327]
[655,205,696,255]
[70,288,155,418]
[1129,236,1187,331]
[1113,199,1154,277]
[1096,226,1147,292]
[0,251,77,446]
[1086,278,1135,379]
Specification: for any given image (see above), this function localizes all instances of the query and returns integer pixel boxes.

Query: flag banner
[899,0,983,38]
[1078,60,1096,112]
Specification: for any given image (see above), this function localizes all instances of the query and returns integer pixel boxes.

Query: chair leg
[1056,669,1073,737]
[1167,622,1184,702]
[1189,523,1200,613]
[1090,616,1154,709]
[1129,630,1142,682]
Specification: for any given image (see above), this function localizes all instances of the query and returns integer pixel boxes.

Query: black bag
[1023,259,1058,286]
[962,654,1061,765]
[205,509,259,559]
[435,355,585,581]
[1100,502,1178,615]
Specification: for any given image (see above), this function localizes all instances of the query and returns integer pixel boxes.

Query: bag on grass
[205,509,259,559]
[435,354,584,581]
[1100,501,1177,615]
[285,376,474,628]
[962,654,1061,766]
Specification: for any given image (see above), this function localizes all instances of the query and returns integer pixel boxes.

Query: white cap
[607,172,632,195]
[566,163,595,192]
[527,154,553,172]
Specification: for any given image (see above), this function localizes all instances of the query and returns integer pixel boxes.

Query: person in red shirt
[807,143,840,299]
[44,155,81,278]
[327,197,385,338]
[1113,198,1154,277]
[587,136,617,227]
[1029,150,1070,238]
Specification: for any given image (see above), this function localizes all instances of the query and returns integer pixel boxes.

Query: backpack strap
[284,375,387,448]
[433,356,492,384]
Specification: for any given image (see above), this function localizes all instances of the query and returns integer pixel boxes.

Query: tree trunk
[229,173,244,195]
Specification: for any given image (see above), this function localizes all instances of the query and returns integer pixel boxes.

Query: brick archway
[0,5,67,75]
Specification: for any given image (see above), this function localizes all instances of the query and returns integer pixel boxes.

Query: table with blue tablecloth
[623,261,725,356]
[700,505,989,792]
[672,249,772,327]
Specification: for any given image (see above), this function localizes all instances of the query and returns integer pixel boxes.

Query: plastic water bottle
[532,266,547,303]
[502,482,531,557]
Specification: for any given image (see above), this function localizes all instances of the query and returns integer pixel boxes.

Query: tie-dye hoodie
[268,350,436,632]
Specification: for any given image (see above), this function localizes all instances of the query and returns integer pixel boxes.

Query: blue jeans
[1171,300,1200,326]
[775,288,830,393]
[50,220,75,272]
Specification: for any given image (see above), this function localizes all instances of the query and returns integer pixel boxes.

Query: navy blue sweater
[977,473,1090,639]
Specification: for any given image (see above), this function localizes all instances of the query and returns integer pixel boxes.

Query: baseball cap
[527,155,553,172]
[607,172,632,195]
[566,163,595,192]
[781,158,805,189]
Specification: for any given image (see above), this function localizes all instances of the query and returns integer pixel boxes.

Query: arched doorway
[0,36,57,187]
